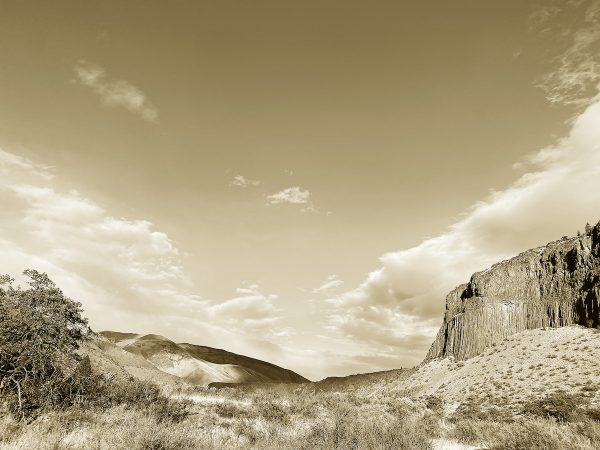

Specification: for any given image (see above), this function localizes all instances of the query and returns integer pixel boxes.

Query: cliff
[426,221,600,361]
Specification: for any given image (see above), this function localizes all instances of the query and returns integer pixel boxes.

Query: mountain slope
[178,342,306,384]
[98,331,307,386]
[427,220,600,361]
[81,338,184,385]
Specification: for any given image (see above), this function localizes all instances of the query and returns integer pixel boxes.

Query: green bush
[521,391,588,423]
[253,392,290,424]
[0,270,93,418]
[424,395,444,414]
[106,379,190,423]
[0,270,189,424]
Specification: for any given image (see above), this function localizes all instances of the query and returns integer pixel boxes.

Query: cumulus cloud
[329,94,600,364]
[267,186,311,205]
[321,1,600,369]
[230,175,260,187]
[74,61,159,122]
[0,149,299,371]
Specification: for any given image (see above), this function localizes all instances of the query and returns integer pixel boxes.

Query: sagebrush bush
[521,391,587,423]
[450,418,600,450]
[487,418,599,450]
[103,379,190,423]
[300,414,431,450]
[252,394,290,424]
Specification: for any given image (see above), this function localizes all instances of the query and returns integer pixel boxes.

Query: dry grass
[3,325,600,449]
[3,373,600,449]
[0,384,437,450]
[3,383,600,450]
[449,417,600,450]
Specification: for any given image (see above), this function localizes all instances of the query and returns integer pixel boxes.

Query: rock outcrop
[426,221,600,361]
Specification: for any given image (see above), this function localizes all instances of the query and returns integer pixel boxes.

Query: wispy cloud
[0,149,54,181]
[267,186,311,205]
[528,5,561,29]
[535,1,600,106]
[229,175,260,188]
[312,275,343,294]
[74,60,159,122]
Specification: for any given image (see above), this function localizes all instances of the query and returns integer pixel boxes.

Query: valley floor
[2,380,600,449]
[2,326,600,450]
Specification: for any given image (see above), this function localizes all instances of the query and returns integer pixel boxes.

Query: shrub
[488,419,595,450]
[252,392,291,424]
[301,414,431,450]
[106,379,190,423]
[213,400,248,419]
[584,408,600,422]
[424,395,444,414]
[0,271,189,424]
[0,271,93,419]
[521,391,588,423]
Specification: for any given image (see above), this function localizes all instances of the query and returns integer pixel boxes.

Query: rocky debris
[426,221,600,361]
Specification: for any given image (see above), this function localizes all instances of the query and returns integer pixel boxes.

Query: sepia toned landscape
[3,1,600,449]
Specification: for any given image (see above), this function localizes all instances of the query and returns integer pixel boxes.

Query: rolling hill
[91,331,308,386]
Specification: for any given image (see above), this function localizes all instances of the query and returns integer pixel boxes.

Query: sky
[2,0,600,380]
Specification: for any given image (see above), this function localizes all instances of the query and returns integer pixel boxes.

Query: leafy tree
[0,270,92,418]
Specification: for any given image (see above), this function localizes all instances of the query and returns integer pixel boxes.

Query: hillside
[330,222,600,417]
[96,331,307,386]
[314,368,414,391]
[390,326,600,413]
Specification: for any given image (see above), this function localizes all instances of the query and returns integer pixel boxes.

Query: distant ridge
[97,331,308,386]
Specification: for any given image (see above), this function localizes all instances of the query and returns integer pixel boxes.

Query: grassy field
[2,377,600,450]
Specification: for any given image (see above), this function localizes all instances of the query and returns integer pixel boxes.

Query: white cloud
[210,285,278,325]
[535,1,600,106]
[0,148,301,373]
[321,2,600,369]
[528,5,561,29]
[329,95,600,363]
[0,149,54,180]
[312,275,344,294]
[230,175,260,187]
[74,61,159,122]
[267,186,311,205]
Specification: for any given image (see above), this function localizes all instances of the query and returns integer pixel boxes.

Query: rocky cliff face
[426,221,600,361]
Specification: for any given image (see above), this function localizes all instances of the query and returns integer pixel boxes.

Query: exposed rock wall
[426,221,600,361]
